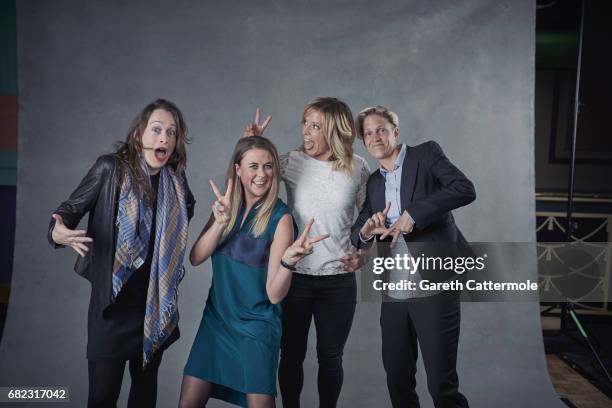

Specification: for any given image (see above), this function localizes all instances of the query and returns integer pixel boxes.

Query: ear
[235,163,241,178]
[132,129,141,143]
[393,127,400,140]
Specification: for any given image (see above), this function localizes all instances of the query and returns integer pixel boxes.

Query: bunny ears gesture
[243,108,272,138]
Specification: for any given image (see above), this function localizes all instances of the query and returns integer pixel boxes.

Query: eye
[313,124,320,130]
[249,164,258,170]
[264,164,273,170]
[152,126,162,134]
[168,129,176,138]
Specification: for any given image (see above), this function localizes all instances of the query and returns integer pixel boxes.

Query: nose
[158,130,168,144]
[257,167,266,178]
[302,123,310,136]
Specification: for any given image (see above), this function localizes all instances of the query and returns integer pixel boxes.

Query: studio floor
[542,308,612,408]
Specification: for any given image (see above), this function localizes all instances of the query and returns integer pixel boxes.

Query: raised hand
[51,214,93,257]
[380,210,415,247]
[210,178,233,228]
[282,218,329,266]
[242,107,272,138]
[359,202,392,241]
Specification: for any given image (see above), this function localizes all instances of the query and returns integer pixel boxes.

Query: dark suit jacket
[350,141,476,283]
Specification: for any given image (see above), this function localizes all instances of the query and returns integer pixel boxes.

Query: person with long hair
[180,136,328,408]
[242,98,370,408]
[48,99,195,408]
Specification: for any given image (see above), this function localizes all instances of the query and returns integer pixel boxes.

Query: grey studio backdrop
[0,0,564,407]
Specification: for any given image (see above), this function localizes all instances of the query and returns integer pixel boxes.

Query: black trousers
[381,301,469,408]
[87,353,163,408]
[279,272,357,408]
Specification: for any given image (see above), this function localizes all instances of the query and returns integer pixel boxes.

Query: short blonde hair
[302,97,356,174]
[356,105,400,139]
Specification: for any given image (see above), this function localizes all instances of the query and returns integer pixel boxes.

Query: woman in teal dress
[180,136,328,408]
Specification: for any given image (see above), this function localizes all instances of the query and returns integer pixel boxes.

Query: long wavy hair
[114,99,189,203]
[301,97,356,175]
[223,136,280,238]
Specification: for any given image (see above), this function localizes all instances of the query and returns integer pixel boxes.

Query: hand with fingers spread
[380,210,415,247]
[359,202,393,241]
[242,107,272,138]
[210,178,233,228]
[282,219,329,267]
[51,214,94,257]
[340,248,368,273]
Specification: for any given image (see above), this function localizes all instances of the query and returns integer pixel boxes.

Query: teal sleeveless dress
[184,199,293,407]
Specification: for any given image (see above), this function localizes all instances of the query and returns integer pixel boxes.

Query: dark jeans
[87,353,163,408]
[381,301,469,408]
[279,272,357,408]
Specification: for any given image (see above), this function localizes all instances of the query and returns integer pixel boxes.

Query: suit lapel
[370,172,386,213]
[400,145,418,208]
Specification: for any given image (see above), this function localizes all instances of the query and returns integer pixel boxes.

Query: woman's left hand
[282,218,328,267]
[340,249,368,272]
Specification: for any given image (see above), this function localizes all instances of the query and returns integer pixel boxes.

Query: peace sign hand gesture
[359,202,393,241]
[380,210,415,247]
[282,219,329,267]
[242,107,272,138]
[210,178,233,228]
[51,214,93,257]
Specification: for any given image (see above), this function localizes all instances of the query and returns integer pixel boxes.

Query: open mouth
[253,179,267,187]
[304,139,314,150]
[154,147,168,162]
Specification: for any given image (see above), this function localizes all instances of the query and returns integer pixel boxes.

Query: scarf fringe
[143,265,186,367]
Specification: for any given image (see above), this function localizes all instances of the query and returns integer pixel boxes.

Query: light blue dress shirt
[379,144,407,228]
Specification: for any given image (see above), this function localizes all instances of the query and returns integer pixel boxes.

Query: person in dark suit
[350,105,474,408]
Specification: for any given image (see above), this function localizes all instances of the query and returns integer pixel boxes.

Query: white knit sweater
[280,150,370,275]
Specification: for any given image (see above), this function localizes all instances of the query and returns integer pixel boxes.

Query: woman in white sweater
[243,97,370,408]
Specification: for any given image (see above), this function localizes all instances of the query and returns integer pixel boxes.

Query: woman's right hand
[210,178,233,228]
[51,214,93,257]
[242,107,272,138]
[359,202,392,241]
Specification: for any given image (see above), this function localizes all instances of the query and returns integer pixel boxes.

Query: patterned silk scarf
[112,160,188,366]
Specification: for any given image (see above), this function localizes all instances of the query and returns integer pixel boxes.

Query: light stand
[558,0,612,387]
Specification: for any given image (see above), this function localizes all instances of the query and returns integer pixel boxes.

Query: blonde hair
[302,97,356,174]
[356,105,400,140]
[223,136,280,238]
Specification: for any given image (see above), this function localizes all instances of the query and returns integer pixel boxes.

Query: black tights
[87,353,162,408]
[178,376,275,408]
[278,273,356,408]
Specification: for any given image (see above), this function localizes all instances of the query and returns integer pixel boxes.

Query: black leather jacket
[47,154,195,317]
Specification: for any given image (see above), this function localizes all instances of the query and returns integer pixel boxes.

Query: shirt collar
[379,144,407,176]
